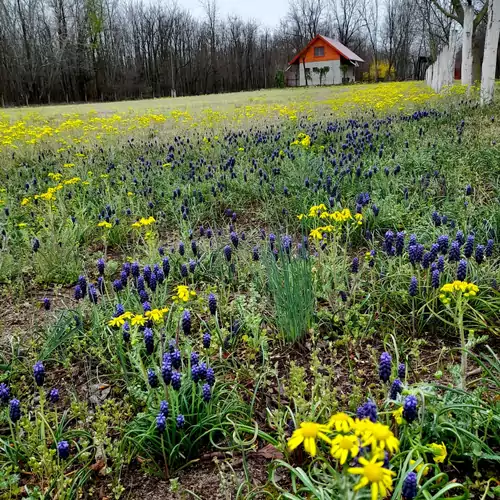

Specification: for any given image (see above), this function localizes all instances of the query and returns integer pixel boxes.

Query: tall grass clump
[265,246,314,343]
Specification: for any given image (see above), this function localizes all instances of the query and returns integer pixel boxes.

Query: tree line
[0,0,492,106]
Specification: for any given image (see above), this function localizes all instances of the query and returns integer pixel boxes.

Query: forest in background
[0,0,492,105]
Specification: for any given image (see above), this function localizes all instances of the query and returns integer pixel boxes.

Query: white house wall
[298,60,355,86]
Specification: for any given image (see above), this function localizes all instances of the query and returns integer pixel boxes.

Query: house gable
[300,38,340,63]
[289,35,363,66]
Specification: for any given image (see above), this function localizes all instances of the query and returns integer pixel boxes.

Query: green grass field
[0,82,499,499]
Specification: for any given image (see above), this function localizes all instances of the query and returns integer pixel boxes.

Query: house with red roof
[285,35,364,87]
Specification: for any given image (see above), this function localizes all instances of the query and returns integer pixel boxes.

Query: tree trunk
[481,0,500,105]
[472,38,483,82]
[462,2,474,86]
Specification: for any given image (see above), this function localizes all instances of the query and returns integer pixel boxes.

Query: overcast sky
[184,0,289,28]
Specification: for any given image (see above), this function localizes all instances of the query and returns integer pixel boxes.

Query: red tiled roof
[288,35,364,65]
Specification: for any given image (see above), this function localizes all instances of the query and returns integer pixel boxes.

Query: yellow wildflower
[392,407,404,425]
[410,459,429,476]
[98,221,112,229]
[21,197,31,206]
[348,455,396,500]
[287,422,332,457]
[328,412,354,433]
[358,422,400,453]
[131,314,146,326]
[108,316,125,328]
[145,309,164,323]
[330,434,360,464]
[428,442,447,463]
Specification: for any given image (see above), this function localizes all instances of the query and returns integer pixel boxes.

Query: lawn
[0,81,499,499]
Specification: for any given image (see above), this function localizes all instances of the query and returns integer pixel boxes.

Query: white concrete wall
[298,60,356,86]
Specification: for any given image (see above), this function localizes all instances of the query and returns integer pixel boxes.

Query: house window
[314,46,324,57]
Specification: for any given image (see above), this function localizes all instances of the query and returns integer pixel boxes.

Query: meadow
[0,81,499,499]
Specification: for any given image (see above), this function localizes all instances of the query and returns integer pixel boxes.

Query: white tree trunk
[462,2,474,86]
[481,0,500,105]
[444,28,458,88]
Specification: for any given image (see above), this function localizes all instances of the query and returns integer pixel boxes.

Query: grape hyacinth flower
[156,413,166,433]
[0,383,11,403]
[142,301,152,312]
[32,237,40,252]
[172,372,182,391]
[403,395,418,423]
[176,414,185,429]
[464,234,474,258]
[162,257,170,277]
[398,363,406,379]
[449,241,461,262]
[465,184,473,196]
[431,269,440,289]
[162,357,172,385]
[432,211,441,226]
[437,235,449,254]
[144,328,154,355]
[402,472,417,500]
[171,349,181,369]
[203,332,211,349]
[33,361,45,387]
[223,245,232,262]
[409,276,418,297]
[74,284,83,301]
[122,321,130,342]
[139,289,149,303]
[379,352,392,383]
[395,232,405,256]
[455,230,465,245]
[409,234,417,247]
[131,261,140,278]
[252,246,259,261]
[49,388,59,403]
[384,231,394,253]
[208,293,217,315]
[42,297,51,311]
[180,263,188,278]
[88,284,98,304]
[191,240,198,257]
[115,303,125,317]
[97,258,105,275]
[457,259,467,281]
[202,383,212,402]
[113,279,123,293]
[437,255,444,273]
[408,245,418,265]
[57,440,70,459]
[230,231,239,248]
[9,399,21,422]
[137,275,145,291]
[485,239,494,257]
[351,257,359,273]
[198,362,207,380]
[148,368,159,388]
[357,400,377,422]
[206,367,215,386]
[143,265,152,284]
[179,241,185,256]
[191,365,200,382]
[182,310,191,335]
[190,352,199,367]
[390,379,403,400]
[78,276,87,297]
[475,244,484,264]
[189,259,196,273]
[160,400,169,417]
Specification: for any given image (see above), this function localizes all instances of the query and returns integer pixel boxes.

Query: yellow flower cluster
[290,132,311,148]
[288,413,399,500]
[108,308,169,328]
[298,206,363,240]
[131,216,156,228]
[439,281,479,303]
[173,285,197,303]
